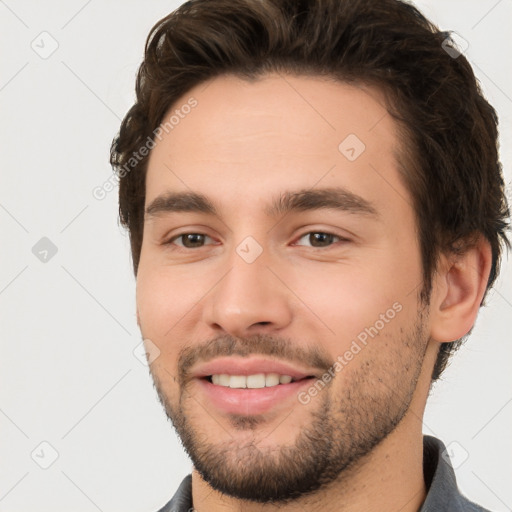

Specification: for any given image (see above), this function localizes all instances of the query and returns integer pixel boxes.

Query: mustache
[177,333,333,386]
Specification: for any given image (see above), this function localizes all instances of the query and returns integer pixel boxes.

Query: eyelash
[165,231,348,250]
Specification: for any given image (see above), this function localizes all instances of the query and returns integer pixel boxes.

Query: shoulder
[421,436,494,512]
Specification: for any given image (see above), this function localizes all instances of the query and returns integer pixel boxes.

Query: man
[110,0,510,510]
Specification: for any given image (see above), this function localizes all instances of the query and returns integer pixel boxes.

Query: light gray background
[1,1,511,511]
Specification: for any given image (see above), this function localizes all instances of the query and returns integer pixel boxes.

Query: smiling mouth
[203,373,316,389]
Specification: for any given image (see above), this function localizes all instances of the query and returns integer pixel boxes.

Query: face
[136,74,431,502]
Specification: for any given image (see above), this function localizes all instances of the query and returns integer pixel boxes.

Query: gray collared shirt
[156,435,491,511]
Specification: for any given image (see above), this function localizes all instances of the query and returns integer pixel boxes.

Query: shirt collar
[420,435,488,511]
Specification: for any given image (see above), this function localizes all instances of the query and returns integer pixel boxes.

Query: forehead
[145,73,409,218]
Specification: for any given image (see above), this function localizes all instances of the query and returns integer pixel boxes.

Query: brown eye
[171,233,211,248]
[295,232,343,248]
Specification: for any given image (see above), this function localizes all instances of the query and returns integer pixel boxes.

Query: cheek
[136,271,185,392]
[136,265,213,379]
[136,264,202,335]
[294,272,363,334]
[136,271,167,334]
[287,260,414,343]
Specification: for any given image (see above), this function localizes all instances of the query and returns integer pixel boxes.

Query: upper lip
[191,357,319,380]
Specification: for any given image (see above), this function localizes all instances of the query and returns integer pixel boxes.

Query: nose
[202,247,293,338]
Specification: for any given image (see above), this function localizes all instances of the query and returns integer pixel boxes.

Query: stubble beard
[150,314,429,504]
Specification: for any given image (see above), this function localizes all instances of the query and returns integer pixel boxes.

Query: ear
[429,235,492,343]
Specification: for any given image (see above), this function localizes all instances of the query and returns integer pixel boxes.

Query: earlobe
[430,236,492,343]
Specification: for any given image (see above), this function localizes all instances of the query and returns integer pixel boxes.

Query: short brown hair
[110,0,510,381]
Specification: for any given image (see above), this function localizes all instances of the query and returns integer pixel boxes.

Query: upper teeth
[211,373,293,389]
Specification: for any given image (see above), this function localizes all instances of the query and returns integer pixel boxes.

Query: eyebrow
[144,187,378,220]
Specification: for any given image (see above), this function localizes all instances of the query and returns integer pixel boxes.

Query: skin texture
[136,74,492,512]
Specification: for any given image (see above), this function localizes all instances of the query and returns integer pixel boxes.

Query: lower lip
[195,377,314,415]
